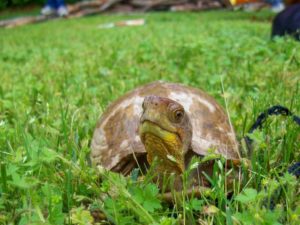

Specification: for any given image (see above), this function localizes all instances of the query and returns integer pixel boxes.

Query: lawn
[0,9,299,224]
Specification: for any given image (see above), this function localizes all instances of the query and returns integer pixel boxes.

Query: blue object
[46,0,66,9]
[266,0,283,7]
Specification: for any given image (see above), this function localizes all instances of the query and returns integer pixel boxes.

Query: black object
[245,105,300,177]
[288,162,300,177]
[271,4,300,41]
[247,105,300,135]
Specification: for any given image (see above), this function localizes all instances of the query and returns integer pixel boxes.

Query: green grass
[0,10,299,224]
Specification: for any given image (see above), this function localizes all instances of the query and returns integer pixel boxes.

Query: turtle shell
[91,81,240,173]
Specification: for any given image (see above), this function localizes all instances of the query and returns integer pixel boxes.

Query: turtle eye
[174,109,184,122]
[168,103,184,123]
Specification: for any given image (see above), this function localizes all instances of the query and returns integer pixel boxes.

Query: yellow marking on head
[140,121,185,174]
[163,133,177,142]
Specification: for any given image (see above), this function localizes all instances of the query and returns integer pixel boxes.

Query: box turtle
[91,81,241,188]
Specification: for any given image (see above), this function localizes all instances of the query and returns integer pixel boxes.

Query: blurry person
[272,3,300,40]
[41,0,69,17]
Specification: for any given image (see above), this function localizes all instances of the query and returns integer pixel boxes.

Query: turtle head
[139,95,192,174]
